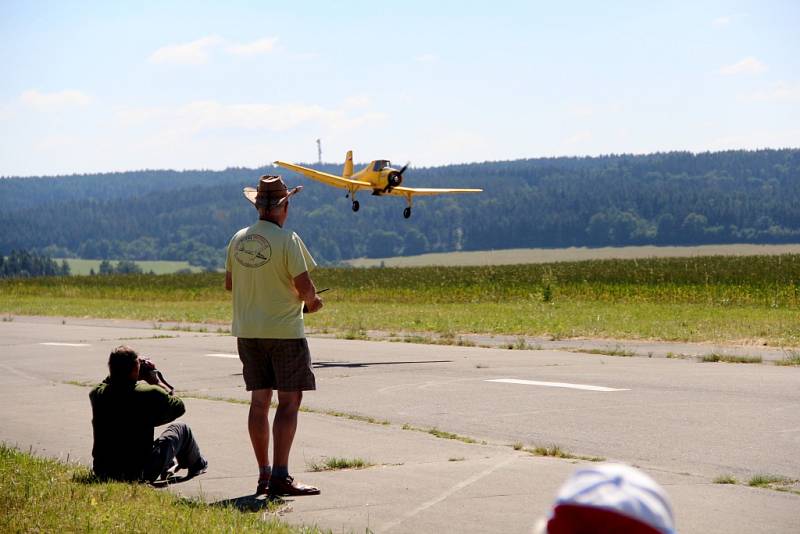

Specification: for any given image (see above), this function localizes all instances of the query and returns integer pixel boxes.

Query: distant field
[56,258,204,275]
[344,244,800,268]
[2,254,799,346]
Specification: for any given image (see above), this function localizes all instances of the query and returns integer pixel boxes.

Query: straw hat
[243,175,303,209]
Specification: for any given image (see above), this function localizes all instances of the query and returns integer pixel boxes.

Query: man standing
[90,345,207,482]
[226,175,323,497]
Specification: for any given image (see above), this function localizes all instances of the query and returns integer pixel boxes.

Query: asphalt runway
[1,316,798,533]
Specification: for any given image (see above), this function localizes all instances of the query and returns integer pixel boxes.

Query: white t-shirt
[226,220,317,338]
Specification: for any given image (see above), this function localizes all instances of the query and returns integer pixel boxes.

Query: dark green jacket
[89,377,185,480]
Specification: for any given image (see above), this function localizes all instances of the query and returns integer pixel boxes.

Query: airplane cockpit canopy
[372,160,390,171]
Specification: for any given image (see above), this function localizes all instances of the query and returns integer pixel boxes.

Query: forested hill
[1,149,799,268]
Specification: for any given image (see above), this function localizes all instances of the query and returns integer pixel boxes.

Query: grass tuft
[775,350,800,366]
[523,445,604,462]
[401,424,480,444]
[665,352,690,359]
[700,353,763,363]
[528,445,571,458]
[576,345,635,357]
[507,337,532,350]
[748,474,793,487]
[713,474,738,484]
[308,457,373,471]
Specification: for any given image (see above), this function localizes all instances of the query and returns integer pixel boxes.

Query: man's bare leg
[272,390,301,469]
[248,389,272,491]
[269,390,319,495]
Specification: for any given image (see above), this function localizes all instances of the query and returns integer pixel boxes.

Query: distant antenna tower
[316,139,322,165]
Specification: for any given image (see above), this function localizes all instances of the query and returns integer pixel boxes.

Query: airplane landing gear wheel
[352,200,360,212]
[403,207,411,219]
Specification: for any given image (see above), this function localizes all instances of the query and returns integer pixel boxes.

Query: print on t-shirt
[235,234,272,268]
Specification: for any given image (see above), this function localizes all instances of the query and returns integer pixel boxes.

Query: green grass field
[2,254,799,345]
[0,445,316,533]
[56,258,205,275]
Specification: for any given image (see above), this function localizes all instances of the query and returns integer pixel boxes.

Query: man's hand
[138,358,174,394]
[305,295,324,313]
[294,271,324,314]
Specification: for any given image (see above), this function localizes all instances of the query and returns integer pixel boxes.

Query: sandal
[268,475,320,496]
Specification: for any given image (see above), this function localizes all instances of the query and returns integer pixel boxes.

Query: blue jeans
[145,422,202,482]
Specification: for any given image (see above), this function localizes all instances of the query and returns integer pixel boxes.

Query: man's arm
[225,271,232,291]
[293,271,323,313]
[149,389,186,427]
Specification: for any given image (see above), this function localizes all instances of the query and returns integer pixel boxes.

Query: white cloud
[227,37,278,56]
[117,100,387,134]
[711,16,731,27]
[415,53,438,63]
[149,35,223,65]
[567,105,595,118]
[746,82,800,102]
[566,130,593,145]
[20,89,91,111]
[719,56,767,76]
[343,95,371,109]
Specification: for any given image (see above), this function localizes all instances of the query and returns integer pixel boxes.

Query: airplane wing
[386,186,483,197]
[274,161,372,190]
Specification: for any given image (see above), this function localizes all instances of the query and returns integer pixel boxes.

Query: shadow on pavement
[313,360,451,368]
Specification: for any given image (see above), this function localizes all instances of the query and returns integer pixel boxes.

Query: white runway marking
[486,378,629,392]
[204,353,238,359]
[40,342,90,347]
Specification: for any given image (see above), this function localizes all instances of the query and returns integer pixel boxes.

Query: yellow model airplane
[274,151,482,218]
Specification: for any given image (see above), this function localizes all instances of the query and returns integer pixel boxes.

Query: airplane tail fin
[343,151,353,178]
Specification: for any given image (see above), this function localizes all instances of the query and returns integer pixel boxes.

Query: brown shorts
[237,338,316,392]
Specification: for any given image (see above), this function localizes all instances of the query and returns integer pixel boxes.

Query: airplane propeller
[384,161,410,193]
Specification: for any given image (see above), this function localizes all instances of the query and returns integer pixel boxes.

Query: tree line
[1,149,799,266]
[0,250,70,277]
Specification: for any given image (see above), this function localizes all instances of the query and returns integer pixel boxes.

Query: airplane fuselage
[351,160,403,195]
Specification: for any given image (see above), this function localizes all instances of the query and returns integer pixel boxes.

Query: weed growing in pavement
[401,424,481,444]
[748,474,794,488]
[402,335,434,344]
[308,408,390,426]
[448,457,466,462]
[507,337,532,350]
[748,474,800,494]
[529,445,570,458]
[699,353,763,364]
[512,442,523,450]
[337,327,369,340]
[308,457,373,471]
[775,350,800,366]
[575,345,635,357]
[665,352,690,359]
[713,474,738,484]
[524,445,604,462]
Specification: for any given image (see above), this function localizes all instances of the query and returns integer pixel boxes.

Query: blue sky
[1,0,798,177]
